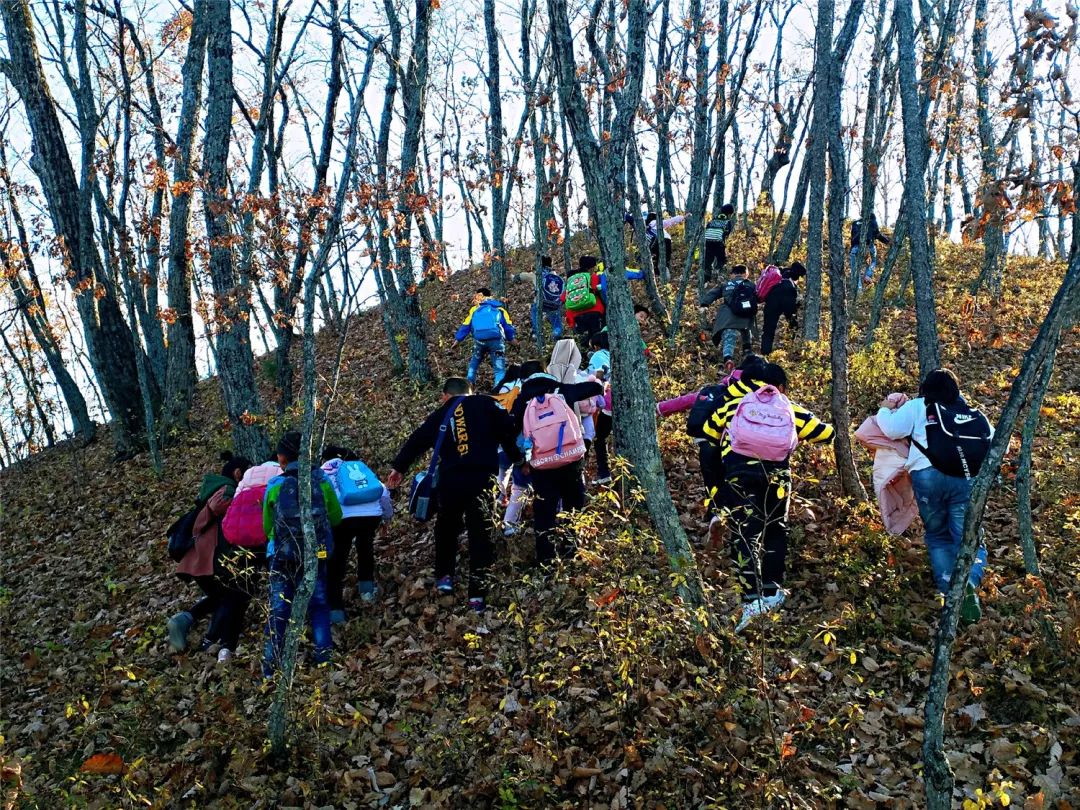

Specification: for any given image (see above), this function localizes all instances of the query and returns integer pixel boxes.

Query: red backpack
[221,484,268,547]
[755,265,783,301]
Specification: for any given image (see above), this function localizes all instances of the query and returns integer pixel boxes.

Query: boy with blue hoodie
[261,432,342,677]
[454,287,516,387]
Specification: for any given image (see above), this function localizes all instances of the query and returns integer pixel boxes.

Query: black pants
[702,239,726,282]
[188,575,228,645]
[594,411,613,480]
[435,471,497,598]
[761,300,797,355]
[727,466,791,599]
[573,311,605,339]
[327,516,381,610]
[532,461,587,563]
[211,546,264,650]
[698,441,729,517]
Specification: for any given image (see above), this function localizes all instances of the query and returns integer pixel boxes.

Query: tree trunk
[922,247,1080,809]
[548,0,706,609]
[484,0,507,297]
[161,0,209,437]
[825,43,867,501]
[201,0,271,462]
[800,0,834,341]
[773,153,811,265]
[2,0,146,454]
[895,0,941,377]
[393,0,434,383]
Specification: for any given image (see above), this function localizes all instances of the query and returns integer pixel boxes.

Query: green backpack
[564,273,598,312]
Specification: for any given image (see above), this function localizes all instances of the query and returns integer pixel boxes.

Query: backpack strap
[426,397,464,484]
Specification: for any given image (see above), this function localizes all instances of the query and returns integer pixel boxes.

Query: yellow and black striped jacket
[702,377,834,464]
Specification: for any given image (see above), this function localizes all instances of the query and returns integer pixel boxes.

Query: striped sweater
[702,378,835,466]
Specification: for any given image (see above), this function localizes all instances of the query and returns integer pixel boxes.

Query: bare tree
[200,0,270,462]
[1,0,148,454]
[548,0,706,607]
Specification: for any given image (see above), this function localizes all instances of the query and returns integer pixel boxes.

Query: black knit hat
[578,255,599,271]
[276,431,302,461]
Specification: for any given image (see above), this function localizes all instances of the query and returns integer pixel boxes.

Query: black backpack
[686,384,725,440]
[726,280,757,318]
[911,400,992,479]
[166,506,202,562]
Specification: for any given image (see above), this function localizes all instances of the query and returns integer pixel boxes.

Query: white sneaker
[762,589,788,610]
[216,648,234,664]
[735,593,785,633]
[736,599,769,632]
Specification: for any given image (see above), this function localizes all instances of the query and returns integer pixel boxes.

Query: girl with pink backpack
[700,362,835,632]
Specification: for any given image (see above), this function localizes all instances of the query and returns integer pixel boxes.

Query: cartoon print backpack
[541,272,565,309]
[523,393,587,469]
[564,273,598,312]
[727,385,798,461]
[334,460,383,505]
[470,301,504,341]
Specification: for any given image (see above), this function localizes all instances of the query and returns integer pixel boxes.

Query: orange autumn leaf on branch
[80,753,125,775]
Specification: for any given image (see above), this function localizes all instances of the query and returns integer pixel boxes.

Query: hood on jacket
[237,460,282,493]
[198,473,236,503]
[547,339,582,384]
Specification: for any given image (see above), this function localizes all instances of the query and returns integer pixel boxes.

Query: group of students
[166,204,989,669]
[167,435,392,677]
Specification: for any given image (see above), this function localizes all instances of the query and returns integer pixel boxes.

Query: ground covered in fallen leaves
[2,230,1079,808]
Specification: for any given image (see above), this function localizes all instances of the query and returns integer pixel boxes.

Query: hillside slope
[2,236,1079,809]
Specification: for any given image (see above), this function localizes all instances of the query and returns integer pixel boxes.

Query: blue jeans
[717,328,753,361]
[910,467,987,593]
[467,338,507,386]
[531,303,564,340]
[849,244,878,292]
[262,557,332,676]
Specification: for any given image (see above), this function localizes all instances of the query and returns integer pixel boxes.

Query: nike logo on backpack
[953,414,975,424]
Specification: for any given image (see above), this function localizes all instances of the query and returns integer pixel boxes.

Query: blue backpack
[336,460,383,505]
[471,301,504,341]
[541,272,565,309]
[272,469,331,563]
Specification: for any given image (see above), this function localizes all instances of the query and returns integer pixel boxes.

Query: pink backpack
[523,393,587,469]
[755,265,783,301]
[221,484,268,547]
[727,385,798,462]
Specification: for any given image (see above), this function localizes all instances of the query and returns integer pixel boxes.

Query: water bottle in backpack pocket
[727,385,798,462]
[523,393,587,469]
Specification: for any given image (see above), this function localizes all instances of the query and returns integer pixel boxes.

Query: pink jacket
[854,416,919,536]
[236,461,280,494]
[656,391,699,418]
